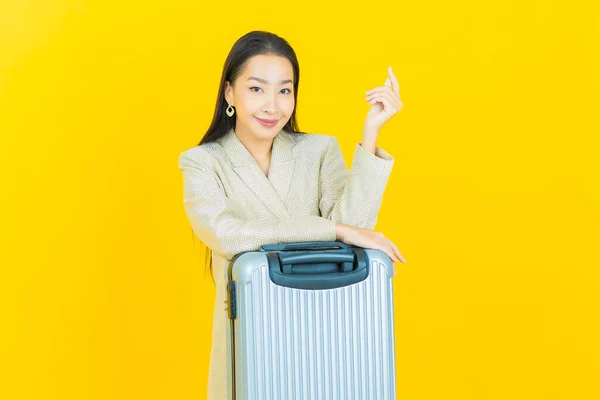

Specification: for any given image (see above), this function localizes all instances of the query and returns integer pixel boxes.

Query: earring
[226,104,235,117]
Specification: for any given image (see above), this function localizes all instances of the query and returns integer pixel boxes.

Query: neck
[234,126,274,161]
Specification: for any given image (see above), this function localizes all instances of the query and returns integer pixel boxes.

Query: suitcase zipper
[227,281,237,320]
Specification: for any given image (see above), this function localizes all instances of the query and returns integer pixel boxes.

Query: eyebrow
[247,76,293,85]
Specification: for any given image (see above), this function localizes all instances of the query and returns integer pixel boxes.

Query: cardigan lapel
[268,130,295,207]
[219,128,293,219]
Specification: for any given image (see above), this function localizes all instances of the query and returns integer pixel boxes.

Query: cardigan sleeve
[318,136,394,230]
[179,151,337,261]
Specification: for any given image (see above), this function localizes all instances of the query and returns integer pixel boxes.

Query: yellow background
[1,0,599,398]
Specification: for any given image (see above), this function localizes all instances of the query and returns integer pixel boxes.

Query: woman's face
[224,54,295,142]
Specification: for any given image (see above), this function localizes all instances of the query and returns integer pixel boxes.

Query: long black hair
[199,30,302,145]
[193,31,304,281]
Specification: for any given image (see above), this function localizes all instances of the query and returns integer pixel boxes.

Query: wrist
[361,128,378,154]
[362,124,379,138]
[335,223,348,240]
[359,141,376,155]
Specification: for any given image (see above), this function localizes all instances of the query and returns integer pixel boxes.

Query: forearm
[361,126,378,155]
[321,142,394,229]
[189,213,338,260]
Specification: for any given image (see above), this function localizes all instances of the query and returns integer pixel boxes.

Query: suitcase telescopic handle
[260,241,352,252]
[266,248,369,290]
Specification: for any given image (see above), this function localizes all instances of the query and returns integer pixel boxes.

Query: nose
[263,91,277,114]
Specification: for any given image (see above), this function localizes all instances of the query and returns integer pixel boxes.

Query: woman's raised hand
[363,66,404,134]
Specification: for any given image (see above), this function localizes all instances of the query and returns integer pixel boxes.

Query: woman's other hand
[335,223,406,273]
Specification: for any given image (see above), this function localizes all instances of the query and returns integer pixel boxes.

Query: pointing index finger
[388,66,401,95]
[384,77,392,88]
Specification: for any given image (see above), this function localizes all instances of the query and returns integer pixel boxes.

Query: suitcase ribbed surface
[233,258,396,399]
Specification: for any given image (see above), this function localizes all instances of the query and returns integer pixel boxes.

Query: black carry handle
[277,251,356,273]
[260,241,352,252]
[267,248,369,290]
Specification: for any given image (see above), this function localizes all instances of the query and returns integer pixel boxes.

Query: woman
[178,30,406,399]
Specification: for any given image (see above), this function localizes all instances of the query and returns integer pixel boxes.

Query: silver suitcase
[225,241,397,400]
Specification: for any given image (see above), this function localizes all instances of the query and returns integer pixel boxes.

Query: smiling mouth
[255,117,279,123]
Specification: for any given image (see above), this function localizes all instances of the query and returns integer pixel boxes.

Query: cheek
[236,93,258,113]
[282,97,295,115]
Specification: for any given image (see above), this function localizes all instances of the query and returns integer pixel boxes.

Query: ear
[224,81,233,105]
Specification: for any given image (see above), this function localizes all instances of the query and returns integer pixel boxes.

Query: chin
[255,129,280,141]
[252,120,282,137]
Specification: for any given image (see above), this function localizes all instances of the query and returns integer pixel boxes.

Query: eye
[250,87,292,94]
